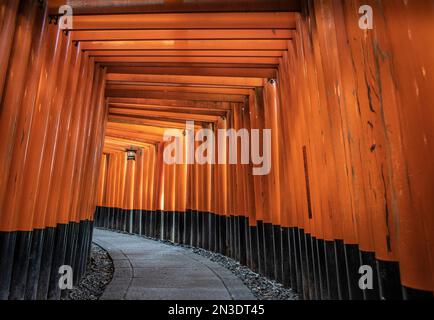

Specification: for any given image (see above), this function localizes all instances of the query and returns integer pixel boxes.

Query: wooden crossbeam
[72,29,294,41]
[105,73,265,87]
[80,40,288,51]
[65,12,298,30]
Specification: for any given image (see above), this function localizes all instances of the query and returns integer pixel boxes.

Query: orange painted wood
[72,29,294,41]
[68,12,297,30]
[0,0,19,106]
[0,0,40,231]
[106,73,264,87]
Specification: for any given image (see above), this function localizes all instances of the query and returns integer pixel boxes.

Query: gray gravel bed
[62,243,114,300]
[156,237,299,300]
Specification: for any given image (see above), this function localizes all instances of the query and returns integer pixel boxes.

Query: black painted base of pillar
[256,220,265,276]
[218,215,226,255]
[359,250,380,300]
[263,222,275,280]
[36,227,55,300]
[155,210,162,240]
[184,210,192,245]
[167,211,174,242]
[48,223,69,300]
[377,259,403,300]
[314,239,327,299]
[273,225,283,283]
[209,213,216,252]
[249,226,259,273]
[238,216,247,266]
[281,227,290,287]
[173,212,180,243]
[8,231,32,300]
[191,210,198,247]
[25,228,45,300]
[202,212,209,250]
[344,243,363,300]
[402,286,434,300]
[324,240,338,299]
[334,239,349,300]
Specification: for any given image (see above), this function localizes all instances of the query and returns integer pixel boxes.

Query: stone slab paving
[93,229,256,300]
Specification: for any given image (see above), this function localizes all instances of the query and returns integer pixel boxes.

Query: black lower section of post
[249,226,259,273]
[256,220,265,276]
[8,231,32,300]
[281,227,291,287]
[377,259,403,300]
[191,210,198,247]
[48,223,69,300]
[273,225,282,283]
[359,250,380,300]
[25,228,45,300]
[36,227,55,300]
[184,210,192,245]
[334,240,349,300]
[263,222,275,280]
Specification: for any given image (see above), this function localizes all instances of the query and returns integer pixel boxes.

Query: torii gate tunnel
[0,0,433,301]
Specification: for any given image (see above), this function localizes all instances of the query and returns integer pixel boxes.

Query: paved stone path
[93,229,256,300]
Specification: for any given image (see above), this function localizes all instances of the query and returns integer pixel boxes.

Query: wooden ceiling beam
[108,114,209,129]
[48,0,301,15]
[108,103,227,116]
[107,122,170,135]
[104,66,276,78]
[80,40,287,51]
[65,12,297,30]
[88,50,284,57]
[106,90,247,102]
[105,137,157,149]
[94,56,280,64]
[106,83,251,95]
[72,29,294,41]
[105,73,265,87]
[109,107,221,122]
[108,97,238,109]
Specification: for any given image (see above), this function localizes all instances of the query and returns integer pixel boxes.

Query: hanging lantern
[126,148,136,161]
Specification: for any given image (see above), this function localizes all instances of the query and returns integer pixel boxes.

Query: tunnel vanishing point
[0,0,433,301]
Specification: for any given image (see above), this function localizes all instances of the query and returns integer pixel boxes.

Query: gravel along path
[62,243,114,300]
[188,247,299,300]
[156,238,299,300]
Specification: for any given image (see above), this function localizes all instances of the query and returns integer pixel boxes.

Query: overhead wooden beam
[48,0,301,15]
[107,122,170,135]
[106,83,251,95]
[106,129,164,141]
[94,56,280,65]
[72,29,295,41]
[108,97,237,110]
[108,114,209,129]
[106,90,247,102]
[89,50,284,57]
[108,103,227,117]
[105,137,157,149]
[105,73,265,87]
[66,12,298,30]
[80,40,288,51]
[109,107,220,122]
[104,66,277,78]
[108,117,203,130]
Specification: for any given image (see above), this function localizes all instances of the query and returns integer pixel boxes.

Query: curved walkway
[93,229,256,300]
